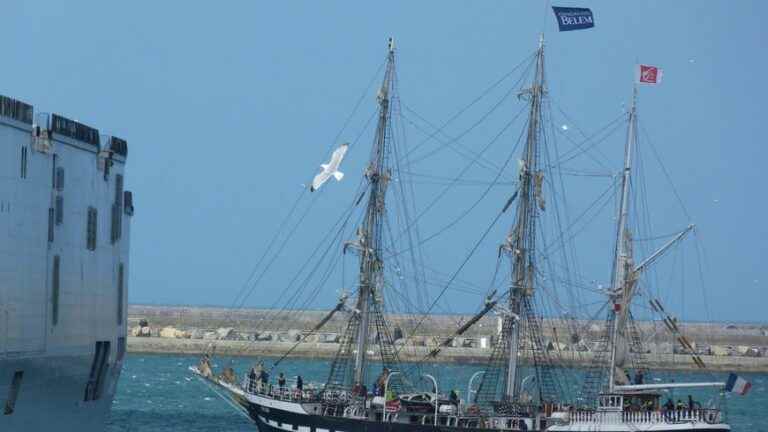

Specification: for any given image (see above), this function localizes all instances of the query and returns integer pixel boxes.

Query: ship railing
[620,410,666,424]
[658,408,722,424]
[569,410,596,423]
[568,408,721,425]
[242,375,319,402]
[322,390,364,406]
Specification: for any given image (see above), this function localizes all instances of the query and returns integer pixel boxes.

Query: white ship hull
[548,396,730,432]
[0,96,132,432]
[0,352,121,431]
[548,420,729,432]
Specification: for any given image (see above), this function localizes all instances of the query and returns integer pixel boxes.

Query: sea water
[107,354,767,431]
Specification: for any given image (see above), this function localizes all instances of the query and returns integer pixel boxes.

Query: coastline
[127,336,768,373]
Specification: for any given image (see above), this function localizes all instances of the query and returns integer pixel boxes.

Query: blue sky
[3,1,766,322]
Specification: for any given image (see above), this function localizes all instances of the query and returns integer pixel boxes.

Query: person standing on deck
[634,369,644,384]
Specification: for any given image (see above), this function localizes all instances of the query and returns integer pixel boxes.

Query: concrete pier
[127,305,768,372]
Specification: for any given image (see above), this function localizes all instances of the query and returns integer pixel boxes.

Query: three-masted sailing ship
[191,29,738,432]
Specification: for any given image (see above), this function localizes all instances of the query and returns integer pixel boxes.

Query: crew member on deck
[688,395,695,414]
[248,367,257,392]
[253,362,264,389]
[449,389,459,409]
[663,398,674,419]
[676,399,684,420]
[634,369,644,384]
[375,367,390,395]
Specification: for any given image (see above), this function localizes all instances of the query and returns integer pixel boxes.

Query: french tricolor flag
[725,373,751,395]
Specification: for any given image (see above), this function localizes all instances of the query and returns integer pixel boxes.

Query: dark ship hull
[244,396,729,432]
[244,398,522,432]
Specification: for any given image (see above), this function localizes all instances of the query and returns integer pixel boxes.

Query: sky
[3,1,766,322]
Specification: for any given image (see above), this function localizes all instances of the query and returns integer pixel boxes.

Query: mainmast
[475,36,559,408]
[351,38,396,386]
[502,35,546,400]
[607,86,638,392]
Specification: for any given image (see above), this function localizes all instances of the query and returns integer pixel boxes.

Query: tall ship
[190,17,744,432]
[0,94,132,430]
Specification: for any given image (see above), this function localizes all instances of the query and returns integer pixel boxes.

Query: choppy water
[107,354,767,431]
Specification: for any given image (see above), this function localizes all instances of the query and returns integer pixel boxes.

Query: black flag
[552,7,595,31]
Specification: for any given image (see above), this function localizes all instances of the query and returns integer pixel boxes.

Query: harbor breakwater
[127,305,768,372]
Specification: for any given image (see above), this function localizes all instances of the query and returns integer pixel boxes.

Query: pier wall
[126,305,768,372]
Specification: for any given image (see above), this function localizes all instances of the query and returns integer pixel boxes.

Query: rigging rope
[406,63,533,166]
[401,108,515,179]
[387,104,529,257]
[540,175,619,256]
[202,58,391,351]
[404,52,537,159]
[553,99,613,169]
[640,123,692,221]
[225,188,308,316]
[549,112,626,168]
[396,191,518,357]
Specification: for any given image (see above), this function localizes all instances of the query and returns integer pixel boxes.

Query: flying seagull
[311,143,349,192]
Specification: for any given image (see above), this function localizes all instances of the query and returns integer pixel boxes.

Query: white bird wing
[310,143,349,192]
[311,170,331,191]
[327,143,349,171]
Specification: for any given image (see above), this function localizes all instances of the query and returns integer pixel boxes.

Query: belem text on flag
[637,65,663,85]
[551,7,595,32]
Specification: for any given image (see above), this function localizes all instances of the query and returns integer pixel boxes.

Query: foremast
[325,39,402,398]
[352,39,395,386]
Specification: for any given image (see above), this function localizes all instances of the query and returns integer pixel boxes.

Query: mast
[503,34,546,400]
[607,85,638,393]
[351,38,395,386]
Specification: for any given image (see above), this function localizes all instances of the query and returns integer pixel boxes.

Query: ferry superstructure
[0,94,132,431]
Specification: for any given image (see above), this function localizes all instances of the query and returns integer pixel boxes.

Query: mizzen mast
[606,86,637,392]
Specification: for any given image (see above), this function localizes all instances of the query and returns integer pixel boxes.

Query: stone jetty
[127,305,768,372]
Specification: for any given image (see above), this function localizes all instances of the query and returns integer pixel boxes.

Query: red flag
[637,65,663,85]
